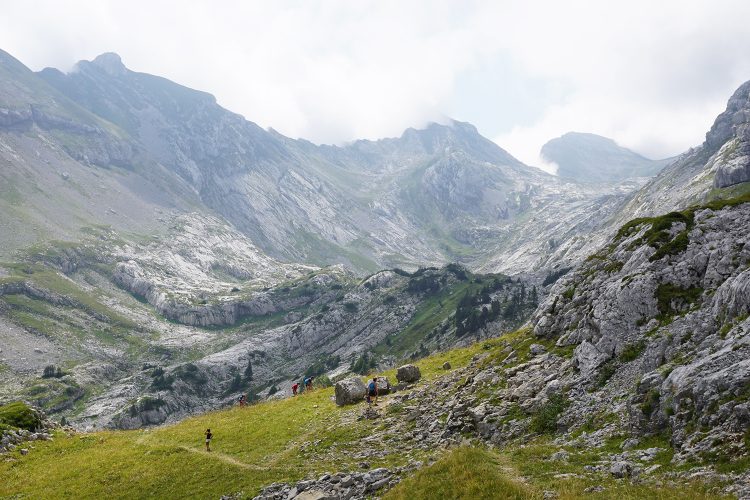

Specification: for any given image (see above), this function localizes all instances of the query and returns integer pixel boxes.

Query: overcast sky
[2,0,750,170]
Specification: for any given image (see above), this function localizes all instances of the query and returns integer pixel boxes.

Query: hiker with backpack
[366,377,378,405]
[292,382,299,396]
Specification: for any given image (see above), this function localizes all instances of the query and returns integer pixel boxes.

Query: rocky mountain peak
[706,80,750,149]
[705,80,750,188]
[89,52,128,76]
[541,131,668,183]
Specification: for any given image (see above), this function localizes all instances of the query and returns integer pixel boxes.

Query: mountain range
[1,47,749,435]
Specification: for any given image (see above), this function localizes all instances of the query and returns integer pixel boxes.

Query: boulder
[396,365,421,384]
[529,344,547,356]
[373,376,391,395]
[610,461,633,478]
[443,361,452,370]
[335,377,367,406]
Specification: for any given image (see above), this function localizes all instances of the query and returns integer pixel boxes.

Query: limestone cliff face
[709,81,750,189]
[531,197,750,460]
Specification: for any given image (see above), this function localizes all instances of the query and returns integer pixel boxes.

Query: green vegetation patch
[0,402,42,431]
[384,446,537,500]
[656,284,703,318]
[529,393,569,434]
[619,340,647,362]
[612,191,750,265]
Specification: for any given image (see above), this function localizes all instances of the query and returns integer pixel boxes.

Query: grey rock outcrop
[251,467,401,500]
[573,342,608,376]
[709,81,750,188]
[532,198,750,462]
[372,376,392,395]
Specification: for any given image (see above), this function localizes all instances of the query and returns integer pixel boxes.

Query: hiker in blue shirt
[366,377,378,405]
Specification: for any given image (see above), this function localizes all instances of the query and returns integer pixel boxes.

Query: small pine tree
[244,358,253,382]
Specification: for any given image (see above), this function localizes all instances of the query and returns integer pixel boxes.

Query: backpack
[368,381,376,391]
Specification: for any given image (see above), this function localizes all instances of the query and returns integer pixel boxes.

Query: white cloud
[488,1,750,164]
[1,0,750,165]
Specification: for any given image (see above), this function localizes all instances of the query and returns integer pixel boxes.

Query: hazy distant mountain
[541,132,671,183]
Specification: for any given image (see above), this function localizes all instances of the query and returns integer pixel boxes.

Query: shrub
[387,403,405,415]
[595,360,618,387]
[129,397,166,417]
[641,389,661,416]
[42,365,64,379]
[305,354,341,378]
[343,302,358,313]
[150,370,175,390]
[542,267,571,286]
[350,352,377,375]
[619,341,646,362]
[0,402,42,431]
[174,363,208,385]
[313,375,333,388]
[655,284,702,317]
[529,393,568,434]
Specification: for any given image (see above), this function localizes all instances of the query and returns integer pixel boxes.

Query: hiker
[367,377,378,405]
[305,376,314,392]
[292,382,299,396]
[205,428,212,452]
[238,394,246,407]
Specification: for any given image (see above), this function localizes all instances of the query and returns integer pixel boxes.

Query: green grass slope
[384,447,537,499]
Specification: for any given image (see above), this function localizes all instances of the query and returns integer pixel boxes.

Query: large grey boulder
[396,365,421,384]
[335,377,367,406]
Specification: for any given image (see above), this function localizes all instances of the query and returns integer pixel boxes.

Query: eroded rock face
[573,342,608,376]
[335,378,367,406]
[531,199,750,461]
[705,81,750,189]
